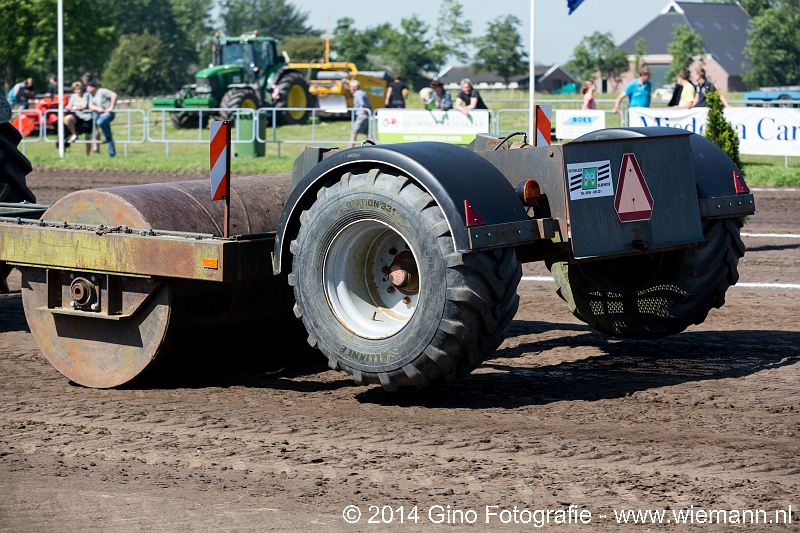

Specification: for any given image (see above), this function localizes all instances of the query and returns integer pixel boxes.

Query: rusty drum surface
[21,175,294,388]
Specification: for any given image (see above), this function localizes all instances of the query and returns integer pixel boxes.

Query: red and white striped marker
[209,120,231,236]
[535,105,552,147]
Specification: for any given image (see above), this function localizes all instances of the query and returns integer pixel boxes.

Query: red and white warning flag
[535,105,552,147]
[209,121,231,201]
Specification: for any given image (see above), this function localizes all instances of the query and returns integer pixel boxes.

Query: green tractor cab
[154,32,311,128]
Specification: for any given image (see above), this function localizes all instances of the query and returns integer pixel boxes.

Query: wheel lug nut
[389,247,397,255]
[387,286,395,294]
[402,296,411,304]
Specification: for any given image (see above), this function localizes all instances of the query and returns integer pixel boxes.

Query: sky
[301,0,693,66]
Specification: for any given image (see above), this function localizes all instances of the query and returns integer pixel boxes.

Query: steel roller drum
[21,175,295,388]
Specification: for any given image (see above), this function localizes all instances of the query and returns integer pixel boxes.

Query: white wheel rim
[323,219,420,339]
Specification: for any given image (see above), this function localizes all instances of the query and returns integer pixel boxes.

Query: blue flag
[568,0,587,14]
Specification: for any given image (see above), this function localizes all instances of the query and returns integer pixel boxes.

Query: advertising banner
[555,110,606,140]
[375,109,490,144]
[628,107,800,156]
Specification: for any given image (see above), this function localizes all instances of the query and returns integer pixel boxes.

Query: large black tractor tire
[289,168,521,391]
[170,110,210,129]
[273,71,311,126]
[0,122,37,292]
[218,88,260,123]
[170,90,210,129]
[549,217,745,339]
[0,122,36,204]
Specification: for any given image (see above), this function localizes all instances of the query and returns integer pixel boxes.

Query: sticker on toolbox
[567,160,613,200]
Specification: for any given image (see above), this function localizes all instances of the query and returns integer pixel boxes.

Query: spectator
[85,81,117,157]
[430,80,452,111]
[666,75,683,107]
[581,80,596,110]
[45,75,59,98]
[612,67,652,114]
[80,74,102,150]
[348,80,372,148]
[385,74,408,108]
[675,69,696,109]
[693,68,728,108]
[7,78,35,109]
[64,81,93,156]
[454,78,487,117]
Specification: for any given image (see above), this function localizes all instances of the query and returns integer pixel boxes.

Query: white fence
[9,101,800,163]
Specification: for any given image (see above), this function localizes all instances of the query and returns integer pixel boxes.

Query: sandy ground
[0,170,797,531]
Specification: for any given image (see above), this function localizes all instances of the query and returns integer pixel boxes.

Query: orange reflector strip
[202,258,219,269]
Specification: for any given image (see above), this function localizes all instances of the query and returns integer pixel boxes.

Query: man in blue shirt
[612,66,652,114]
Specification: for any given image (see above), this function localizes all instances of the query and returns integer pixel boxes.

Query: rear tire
[169,89,208,129]
[549,217,745,339]
[0,122,36,293]
[289,168,521,390]
[0,122,36,204]
[273,71,310,126]
[218,88,259,122]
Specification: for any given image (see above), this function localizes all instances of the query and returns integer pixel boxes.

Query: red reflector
[517,179,541,207]
[733,170,750,194]
[464,200,486,227]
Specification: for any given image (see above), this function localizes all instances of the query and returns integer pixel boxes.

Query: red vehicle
[10,95,70,137]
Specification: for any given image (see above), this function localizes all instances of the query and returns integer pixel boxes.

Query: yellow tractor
[289,39,386,115]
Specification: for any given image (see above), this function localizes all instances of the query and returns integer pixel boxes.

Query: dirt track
[1,170,798,531]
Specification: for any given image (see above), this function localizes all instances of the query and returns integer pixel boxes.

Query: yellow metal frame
[0,222,274,282]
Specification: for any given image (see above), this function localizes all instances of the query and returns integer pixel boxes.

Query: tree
[472,15,527,84]
[115,0,212,88]
[565,32,628,84]
[279,36,326,62]
[332,18,390,70]
[102,32,172,96]
[704,90,744,175]
[0,0,116,91]
[666,24,704,81]
[380,16,448,78]
[436,0,472,64]
[633,37,648,69]
[222,0,316,39]
[742,4,800,87]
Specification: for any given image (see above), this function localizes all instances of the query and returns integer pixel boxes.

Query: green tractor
[153,32,312,128]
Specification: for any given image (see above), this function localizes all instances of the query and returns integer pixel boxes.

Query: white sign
[628,107,800,156]
[556,110,606,140]
[375,109,490,144]
[566,160,614,201]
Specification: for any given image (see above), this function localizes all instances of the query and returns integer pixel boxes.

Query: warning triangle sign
[614,153,654,222]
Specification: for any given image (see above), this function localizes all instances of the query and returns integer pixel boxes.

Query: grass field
[13,90,799,186]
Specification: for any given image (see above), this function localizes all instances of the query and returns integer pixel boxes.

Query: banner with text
[555,110,606,140]
[629,107,800,156]
[375,109,490,144]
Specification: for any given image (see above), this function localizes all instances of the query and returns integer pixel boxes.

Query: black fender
[571,127,742,198]
[273,142,528,275]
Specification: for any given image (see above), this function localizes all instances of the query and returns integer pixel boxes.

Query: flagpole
[528,0,535,141]
[57,0,64,158]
